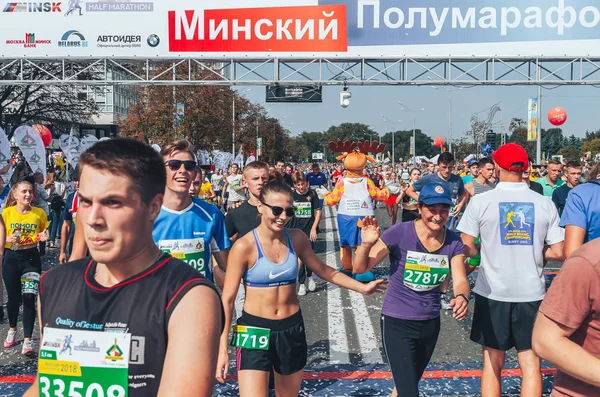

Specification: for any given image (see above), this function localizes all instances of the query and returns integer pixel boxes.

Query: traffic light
[486,131,496,151]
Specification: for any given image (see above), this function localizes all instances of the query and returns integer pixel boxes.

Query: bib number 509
[40,377,126,397]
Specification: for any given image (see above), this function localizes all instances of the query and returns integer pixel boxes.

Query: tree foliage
[0,62,99,134]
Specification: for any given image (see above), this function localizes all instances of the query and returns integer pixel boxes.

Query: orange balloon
[32,124,52,147]
[434,137,445,148]
[548,107,567,126]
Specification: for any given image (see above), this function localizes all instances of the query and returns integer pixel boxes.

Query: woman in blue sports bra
[216,180,386,397]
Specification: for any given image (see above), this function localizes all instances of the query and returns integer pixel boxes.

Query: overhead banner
[1,1,600,58]
[527,98,538,142]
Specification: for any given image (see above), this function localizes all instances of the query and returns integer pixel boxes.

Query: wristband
[455,293,470,303]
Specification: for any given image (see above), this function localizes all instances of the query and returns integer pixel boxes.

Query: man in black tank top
[25,139,223,397]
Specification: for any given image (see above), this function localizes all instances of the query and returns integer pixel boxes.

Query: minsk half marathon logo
[20,130,37,147]
[499,202,535,246]
[3,2,62,12]
[59,30,88,47]
[105,338,124,361]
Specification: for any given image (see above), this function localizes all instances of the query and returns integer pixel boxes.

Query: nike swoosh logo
[268,267,294,280]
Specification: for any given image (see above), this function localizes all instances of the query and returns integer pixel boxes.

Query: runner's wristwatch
[455,294,470,302]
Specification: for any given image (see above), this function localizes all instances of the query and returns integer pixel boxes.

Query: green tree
[541,128,567,157]
[379,129,435,161]
[451,137,477,163]
[582,138,600,155]
[324,123,378,144]
[509,127,536,160]
[557,146,581,161]
[567,135,581,150]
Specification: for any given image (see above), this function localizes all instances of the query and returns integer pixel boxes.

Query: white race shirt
[458,182,564,302]
[226,174,246,203]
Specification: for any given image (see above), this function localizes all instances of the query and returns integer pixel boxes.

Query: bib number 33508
[230,325,270,351]
[39,327,130,397]
[40,377,125,397]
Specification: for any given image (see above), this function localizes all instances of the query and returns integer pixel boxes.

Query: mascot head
[329,140,385,176]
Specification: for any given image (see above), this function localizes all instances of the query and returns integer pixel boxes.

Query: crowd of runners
[0,137,597,396]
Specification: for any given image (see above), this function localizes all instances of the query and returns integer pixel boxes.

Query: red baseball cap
[491,143,529,172]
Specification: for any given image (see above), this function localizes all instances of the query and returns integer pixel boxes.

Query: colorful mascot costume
[324,140,389,282]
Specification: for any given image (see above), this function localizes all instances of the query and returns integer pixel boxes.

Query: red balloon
[434,137,445,148]
[32,124,52,147]
[548,107,567,126]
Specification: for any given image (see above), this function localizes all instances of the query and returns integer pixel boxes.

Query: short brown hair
[292,171,306,184]
[548,159,562,166]
[160,139,195,160]
[80,138,166,205]
[566,160,582,169]
[243,161,269,176]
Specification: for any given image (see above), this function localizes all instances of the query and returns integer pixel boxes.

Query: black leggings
[2,248,41,339]
[381,315,440,397]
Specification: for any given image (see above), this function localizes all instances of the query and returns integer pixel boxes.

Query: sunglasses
[260,201,295,217]
[165,160,196,172]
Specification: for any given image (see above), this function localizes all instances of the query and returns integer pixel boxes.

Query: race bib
[230,325,270,351]
[294,202,312,218]
[403,251,450,292]
[39,327,131,397]
[159,238,207,276]
[21,272,40,295]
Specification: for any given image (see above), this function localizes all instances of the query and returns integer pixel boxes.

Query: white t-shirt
[211,174,223,191]
[226,174,246,203]
[457,182,564,302]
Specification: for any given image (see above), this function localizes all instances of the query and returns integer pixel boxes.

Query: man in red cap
[457,143,565,397]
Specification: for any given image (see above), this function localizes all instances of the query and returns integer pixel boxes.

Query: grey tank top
[472,180,494,196]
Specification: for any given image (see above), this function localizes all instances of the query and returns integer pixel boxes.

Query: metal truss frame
[2,57,600,86]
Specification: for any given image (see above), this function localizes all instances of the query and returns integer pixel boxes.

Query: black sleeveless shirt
[40,254,223,396]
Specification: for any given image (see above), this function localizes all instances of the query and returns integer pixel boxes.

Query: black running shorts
[470,293,542,351]
[236,310,307,375]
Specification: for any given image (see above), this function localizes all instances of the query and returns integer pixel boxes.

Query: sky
[237,84,600,142]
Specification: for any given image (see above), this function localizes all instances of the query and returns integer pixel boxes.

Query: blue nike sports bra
[243,229,298,288]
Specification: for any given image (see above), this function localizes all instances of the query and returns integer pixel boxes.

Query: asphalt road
[0,206,562,396]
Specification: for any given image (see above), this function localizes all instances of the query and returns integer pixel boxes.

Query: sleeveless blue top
[243,229,298,288]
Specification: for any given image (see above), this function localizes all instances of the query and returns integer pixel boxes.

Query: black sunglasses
[165,160,196,172]
[260,201,295,217]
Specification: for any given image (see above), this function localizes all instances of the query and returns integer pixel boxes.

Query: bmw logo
[147,34,160,48]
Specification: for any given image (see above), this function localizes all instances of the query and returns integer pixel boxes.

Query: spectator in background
[47,172,66,249]
[462,159,479,184]
[538,160,564,197]
[552,160,583,217]
[59,166,80,264]
[306,163,328,206]
[559,162,600,258]
[523,165,544,195]
[283,163,294,187]
[532,237,600,397]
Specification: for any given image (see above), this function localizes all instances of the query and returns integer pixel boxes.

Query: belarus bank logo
[105,338,124,361]
[168,4,347,53]
[59,30,88,48]
[3,2,61,12]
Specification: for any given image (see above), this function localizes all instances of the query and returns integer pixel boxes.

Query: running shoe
[298,284,307,296]
[22,340,34,355]
[4,329,17,348]
[307,277,316,292]
[440,293,452,310]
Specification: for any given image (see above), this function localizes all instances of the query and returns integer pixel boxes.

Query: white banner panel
[1,0,600,59]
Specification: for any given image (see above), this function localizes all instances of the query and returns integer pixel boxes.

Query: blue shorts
[337,214,362,247]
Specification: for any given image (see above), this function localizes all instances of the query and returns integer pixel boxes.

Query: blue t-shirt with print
[559,182,600,243]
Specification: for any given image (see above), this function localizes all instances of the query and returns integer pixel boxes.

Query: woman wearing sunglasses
[216,180,386,396]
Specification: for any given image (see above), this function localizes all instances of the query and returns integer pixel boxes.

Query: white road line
[325,206,350,364]
[348,290,383,364]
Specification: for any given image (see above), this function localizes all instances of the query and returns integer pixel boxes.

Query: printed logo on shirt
[360,201,368,209]
[499,202,535,246]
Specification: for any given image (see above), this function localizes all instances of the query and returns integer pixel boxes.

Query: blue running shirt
[153,197,230,281]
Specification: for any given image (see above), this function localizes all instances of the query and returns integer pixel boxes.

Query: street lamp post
[232,88,252,156]
[397,102,425,164]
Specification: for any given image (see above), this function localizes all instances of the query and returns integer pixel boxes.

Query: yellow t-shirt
[2,206,49,248]
[199,181,213,203]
